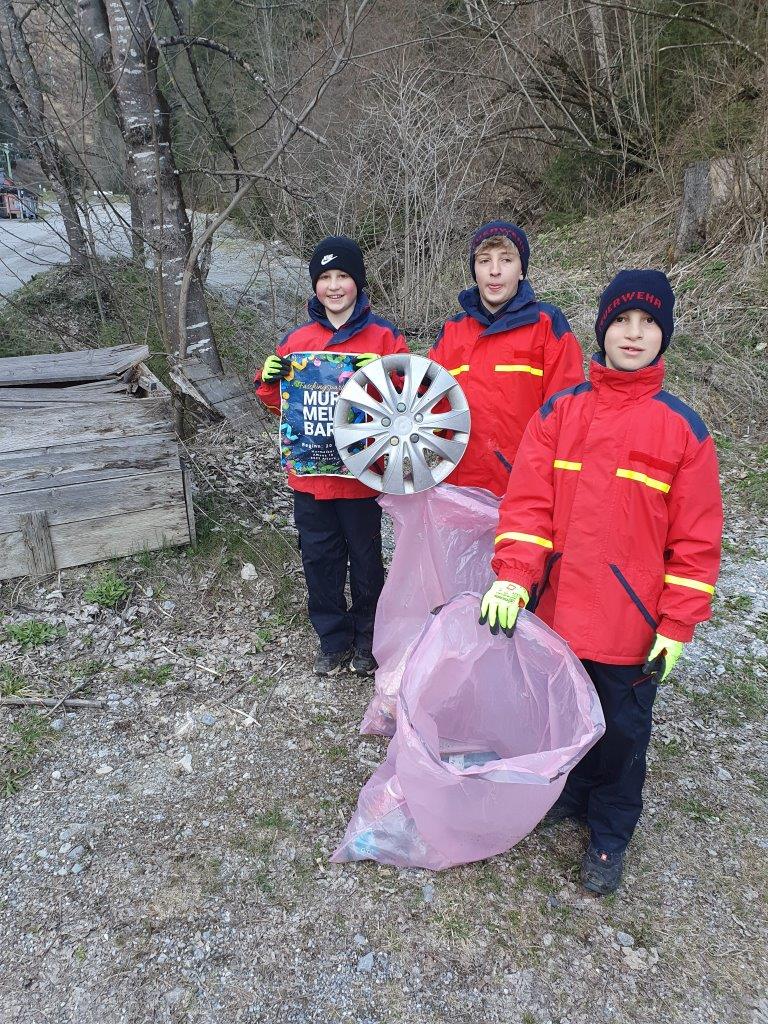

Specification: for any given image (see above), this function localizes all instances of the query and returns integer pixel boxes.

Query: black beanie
[470,220,530,279]
[595,269,675,353]
[309,236,366,293]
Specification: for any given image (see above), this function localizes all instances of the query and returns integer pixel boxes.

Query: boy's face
[603,309,663,371]
[315,269,357,321]
[474,244,524,313]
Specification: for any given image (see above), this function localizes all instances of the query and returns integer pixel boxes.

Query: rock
[616,931,635,947]
[422,883,435,904]
[354,934,367,947]
[542,934,553,947]
[95,765,113,776]
[177,753,193,774]
[241,563,258,581]
[50,719,65,732]
[68,845,86,861]
[199,712,216,726]
[357,952,374,973]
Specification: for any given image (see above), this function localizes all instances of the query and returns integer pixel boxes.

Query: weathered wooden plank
[182,462,197,547]
[0,434,180,495]
[213,395,260,422]
[0,470,184,533]
[0,382,133,403]
[0,344,150,386]
[0,398,173,454]
[180,357,221,386]
[0,503,191,581]
[20,511,56,576]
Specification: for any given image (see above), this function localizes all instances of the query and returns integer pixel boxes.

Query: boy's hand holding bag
[479,581,529,637]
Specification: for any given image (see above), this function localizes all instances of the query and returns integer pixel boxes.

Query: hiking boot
[541,795,587,826]
[313,649,352,676]
[351,650,377,676]
[581,844,625,895]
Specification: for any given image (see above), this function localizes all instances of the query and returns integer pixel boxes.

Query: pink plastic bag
[332,595,605,870]
[362,484,500,736]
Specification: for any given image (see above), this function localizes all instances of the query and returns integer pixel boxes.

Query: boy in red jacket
[255,237,409,676]
[480,270,723,894]
[428,221,584,496]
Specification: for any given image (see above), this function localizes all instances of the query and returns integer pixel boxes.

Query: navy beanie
[470,221,530,279]
[595,269,675,353]
[309,236,366,293]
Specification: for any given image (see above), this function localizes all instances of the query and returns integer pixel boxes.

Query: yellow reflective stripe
[664,574,715,595]
[494,364,544,377]
[495,531,553,550]
[616,468,671,493]
[449,364,469,376]
[554,459,582,471]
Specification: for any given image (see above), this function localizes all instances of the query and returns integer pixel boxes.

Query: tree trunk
[78,0,222,371]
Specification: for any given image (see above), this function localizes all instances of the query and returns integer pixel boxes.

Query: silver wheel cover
[333,354,471,494]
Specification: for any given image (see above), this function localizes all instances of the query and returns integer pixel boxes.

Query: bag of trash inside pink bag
[361,484,499,737]
[332,595,604,870]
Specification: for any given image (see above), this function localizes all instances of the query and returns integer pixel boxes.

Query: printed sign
[279,351,360,476]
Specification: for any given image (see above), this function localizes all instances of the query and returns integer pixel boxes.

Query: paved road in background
[0,200,304,312]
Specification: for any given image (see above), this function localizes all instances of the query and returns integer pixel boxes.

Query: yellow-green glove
[479,581,529,637]
[261,354,291,383]
[643,633,684,682]
[354,353,379,370]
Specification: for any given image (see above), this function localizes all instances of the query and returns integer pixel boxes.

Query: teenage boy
[255,236,408,677]
[428,220,585,496]
[480,270,723,894]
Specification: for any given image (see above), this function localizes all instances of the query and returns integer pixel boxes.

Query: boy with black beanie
[481,269,723,894]
[428,220,585,496]
[255,236,408,676]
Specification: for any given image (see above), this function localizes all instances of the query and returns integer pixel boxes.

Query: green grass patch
[253,805,291,831]
[0,667,27,697]
[5,621,64,648]
[84,569,130,609]
[122,663,173,686]
[1,712,54,796]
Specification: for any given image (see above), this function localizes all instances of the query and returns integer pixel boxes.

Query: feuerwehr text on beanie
[309,236,366,293]
[595,269,675,353]
[470,221,530,279]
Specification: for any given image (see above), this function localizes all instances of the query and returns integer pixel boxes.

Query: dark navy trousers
[293,492,385,655]
[560,660,658,853]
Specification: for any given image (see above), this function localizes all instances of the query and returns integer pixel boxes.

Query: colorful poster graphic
[280,351,360,476]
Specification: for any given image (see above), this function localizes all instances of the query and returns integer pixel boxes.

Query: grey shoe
[581,844,625,895]
[351,650,377,676]
[313,649,352,675]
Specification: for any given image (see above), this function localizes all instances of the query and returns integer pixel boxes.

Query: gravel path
[1,425,766,1024]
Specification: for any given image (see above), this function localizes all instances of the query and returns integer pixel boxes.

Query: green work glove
[479,581,529,638]
[643,633,684,683]
[354,353,379,370]
[261,354,291,383]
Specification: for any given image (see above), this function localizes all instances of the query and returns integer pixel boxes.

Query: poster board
[279,351,360,477]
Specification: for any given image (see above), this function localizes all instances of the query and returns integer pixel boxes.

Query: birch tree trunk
[77,0,222,371]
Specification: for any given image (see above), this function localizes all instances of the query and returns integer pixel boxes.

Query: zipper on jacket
[528,552,562,614]
[609,564,658,630]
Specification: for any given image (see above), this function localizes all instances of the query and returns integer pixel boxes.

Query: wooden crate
[0,344,195,580]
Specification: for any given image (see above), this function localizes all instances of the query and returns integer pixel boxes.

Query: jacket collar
[458,280,540,336]
[589,351,665,403]
[308,291,372,347]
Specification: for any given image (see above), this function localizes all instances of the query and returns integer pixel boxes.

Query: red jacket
[492,355,723,664]
[255,293,409,499]
[428,283,584,496]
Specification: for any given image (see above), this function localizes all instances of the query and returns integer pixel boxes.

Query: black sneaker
[581,844,625,895]
[541,795,587,826]
[313,649,352,676]
[351,650,377,676]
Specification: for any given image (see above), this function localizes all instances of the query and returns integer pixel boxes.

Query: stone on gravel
[616,932,635,947]
[357,952,374,973]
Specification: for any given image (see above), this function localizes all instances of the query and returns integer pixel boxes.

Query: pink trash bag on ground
[333,595,605,870]
[361,484,499,736]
